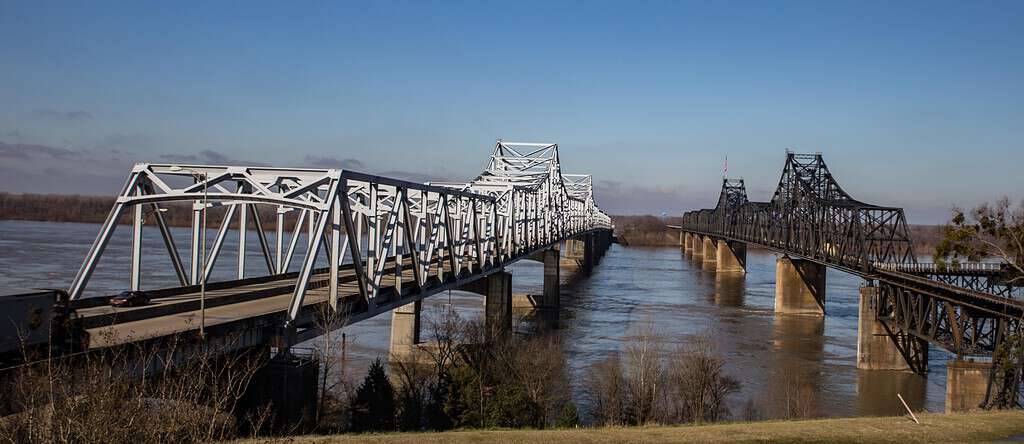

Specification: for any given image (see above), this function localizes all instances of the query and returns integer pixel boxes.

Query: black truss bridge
[679,152,1022,375]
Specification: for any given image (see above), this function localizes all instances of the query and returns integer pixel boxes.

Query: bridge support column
[715,240,746,273]
[946,360,995,413]
[857,286,913,371]
[690,234,703,260]
[702,236,718,268]
[389,300,421,360]
[582,233,596,274]
[484,271,513,338]
[683,232,694,254]
[542,247,560,311]
[774,256,825,315]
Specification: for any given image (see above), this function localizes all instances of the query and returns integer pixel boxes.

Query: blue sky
[1,1,1021,222]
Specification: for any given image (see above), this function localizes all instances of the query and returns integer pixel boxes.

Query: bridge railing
[873,262,1006,274]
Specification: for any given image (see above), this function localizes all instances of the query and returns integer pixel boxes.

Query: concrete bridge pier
[715,240,746,273]
[582,234,596,274]
[483,271,513,339]
[856,286,914,371]
[690,234,704,260]
[565,231,611,275]
[774,256,825,315]
[390,270,515,361]
[946,360,996,413]
[702,236,718,270]
[683,232,695,255]
[389,300,422,359]
[542,247,561,310]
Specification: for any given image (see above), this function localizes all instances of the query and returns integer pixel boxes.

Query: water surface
[0,220,951,419]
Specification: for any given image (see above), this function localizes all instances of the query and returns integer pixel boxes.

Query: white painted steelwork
[66,140,611,335]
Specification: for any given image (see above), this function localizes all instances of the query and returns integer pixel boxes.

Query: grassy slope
[249,411,1024,443]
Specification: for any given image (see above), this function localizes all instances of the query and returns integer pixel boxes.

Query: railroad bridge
[57,141,611,369]
[677,152,1021,411]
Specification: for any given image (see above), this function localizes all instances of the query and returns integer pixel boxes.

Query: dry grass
[239,411,1024,443]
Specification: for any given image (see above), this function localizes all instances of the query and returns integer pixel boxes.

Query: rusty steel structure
[681,152,915,275]
[679,152,1023,405]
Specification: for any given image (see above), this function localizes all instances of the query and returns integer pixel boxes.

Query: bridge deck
[83,256,437,348]
[76,236,591,350]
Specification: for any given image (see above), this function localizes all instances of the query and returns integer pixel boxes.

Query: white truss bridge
[67,140,612,346]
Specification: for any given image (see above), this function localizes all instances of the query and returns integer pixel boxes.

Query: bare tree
[665,337,741,423]
[622,320,665,425]
[586,352,627,426]
[1,331,265,443]
[775,368,818,419]
[497,335,570,428]
[312,303,352,430]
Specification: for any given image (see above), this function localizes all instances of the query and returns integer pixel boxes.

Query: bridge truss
[682,152,915,274]
[67,140,611,339]
[680,152,1023,388]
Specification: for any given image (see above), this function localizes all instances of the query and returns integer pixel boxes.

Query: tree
[555,402,580,428]
[312,303,351,430]
[936,197,1024,408]
[587,353,627,426]
[666,338,741,423]
[623,320,665,425]
[936,197,1023,278]
[349,358,395,432]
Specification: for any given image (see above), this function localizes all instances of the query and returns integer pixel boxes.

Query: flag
[723,155,728,177]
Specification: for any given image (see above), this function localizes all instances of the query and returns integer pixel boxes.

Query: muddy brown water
[0,220,950,420]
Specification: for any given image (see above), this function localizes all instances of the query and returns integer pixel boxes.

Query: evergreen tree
[350,358,395,432]
[556,402,580,428]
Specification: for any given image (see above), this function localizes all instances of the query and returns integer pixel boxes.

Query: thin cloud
[0,141,83,160]
[32,108,94,121]
[158,149,267,166]
[376,169,455,184]
[100,133,152,149]
[303,155,365,170]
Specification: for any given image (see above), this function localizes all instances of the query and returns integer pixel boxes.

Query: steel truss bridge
[680,152,1021,377]
[64,140,611,349]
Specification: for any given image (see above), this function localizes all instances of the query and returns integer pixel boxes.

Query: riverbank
[243,411,1024,443]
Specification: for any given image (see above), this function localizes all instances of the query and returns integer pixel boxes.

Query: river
[0,219,951,419]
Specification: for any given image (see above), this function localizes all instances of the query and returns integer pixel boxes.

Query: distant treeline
[611,215,685,246]
[0,192,297,230]
[611,214,947,258]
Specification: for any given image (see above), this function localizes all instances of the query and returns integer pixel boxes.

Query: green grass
[243,411,1024,443]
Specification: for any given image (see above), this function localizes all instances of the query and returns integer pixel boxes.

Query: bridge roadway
[75,235,605,349]
[678,152,1022,411]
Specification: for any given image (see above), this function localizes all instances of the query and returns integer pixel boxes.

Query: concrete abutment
[946,359,996,413]
[856,286,915,371]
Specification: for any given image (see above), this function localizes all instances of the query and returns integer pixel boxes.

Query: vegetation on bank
[241,410,1024,443]
[0,333,270,443]
[314,311,750,436]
